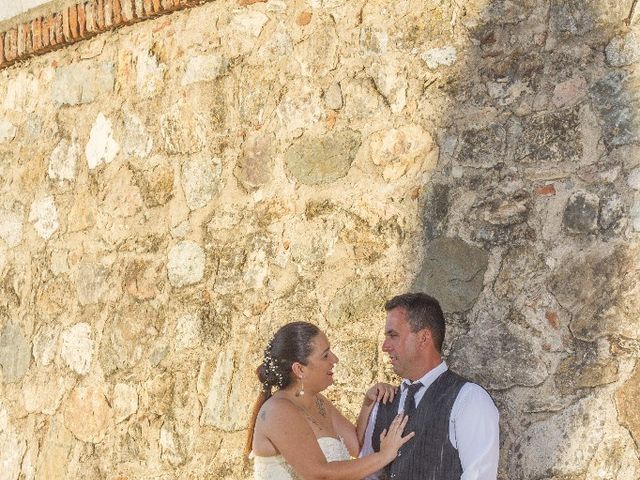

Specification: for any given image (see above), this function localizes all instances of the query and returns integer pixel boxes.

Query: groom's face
[382,308,422,380]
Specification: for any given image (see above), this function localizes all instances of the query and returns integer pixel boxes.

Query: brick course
[0,0,208,68]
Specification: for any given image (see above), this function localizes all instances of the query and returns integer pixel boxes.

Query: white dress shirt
[360,361,499,480]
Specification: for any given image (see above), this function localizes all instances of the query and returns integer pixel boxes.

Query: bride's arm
[356,384,397,448]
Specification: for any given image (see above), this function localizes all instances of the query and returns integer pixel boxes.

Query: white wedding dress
[253,436,351,479]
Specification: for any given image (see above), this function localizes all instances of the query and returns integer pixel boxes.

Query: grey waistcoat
[372,369,467,480]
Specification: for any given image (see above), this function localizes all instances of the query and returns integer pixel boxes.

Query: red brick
[104,0,113,27]
[32,18,43,50]
[0,32,5,65]
[143,0,153,15]
[41,17,50,48]
[85,2,96,33]
[113,0,123,24]
[4,29,17,61]
[62,7,71,42]
[69,5,79,39]
[152,0,161,13]
[53,12,64,45]
[46,15,56,46]
[96,0,105,30]
[120,0,134,21]
[77,4,87,37]
[161,0,174,11]
[535,184,556,196]
[17,24,27,57]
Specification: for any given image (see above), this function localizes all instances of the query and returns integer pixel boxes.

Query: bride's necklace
[296,395,329,431]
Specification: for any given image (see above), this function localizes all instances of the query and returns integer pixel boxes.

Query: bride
[246,321,414,479]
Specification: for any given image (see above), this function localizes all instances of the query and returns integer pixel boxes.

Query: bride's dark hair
[245,321,320,456]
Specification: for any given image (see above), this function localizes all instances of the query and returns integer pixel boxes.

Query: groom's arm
[453,384,500,480]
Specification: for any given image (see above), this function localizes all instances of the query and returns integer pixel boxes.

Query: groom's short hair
[385,293,445,352]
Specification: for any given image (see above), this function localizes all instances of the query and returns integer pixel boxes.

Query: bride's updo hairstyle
[245,321,321,455]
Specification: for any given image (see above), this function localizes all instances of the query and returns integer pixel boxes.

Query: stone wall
[0,0,639,479]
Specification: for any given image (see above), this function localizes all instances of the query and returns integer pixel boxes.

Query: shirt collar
[402,360,448,391]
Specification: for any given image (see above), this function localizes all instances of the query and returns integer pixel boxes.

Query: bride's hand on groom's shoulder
[365,382,398,406]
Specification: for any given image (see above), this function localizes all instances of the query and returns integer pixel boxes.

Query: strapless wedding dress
[253,436,351,479]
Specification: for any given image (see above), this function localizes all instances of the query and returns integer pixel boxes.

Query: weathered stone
[605,31,640,67]
[369,125,437,181]
[0,322,31,382]
[0,424,26,480]
[599,193,625,231]
[100,165,144,218]
[324,82,343,110]
[135,48,166,99]
[327,278,385,342]
[29,196,59,240]
[48,138,79,183]
[181,156,222,210]
[181,54,228,86]
[423,183,450,240]
[160,421,186,466]
[229,10,269,38]
[75,261,109,305]
[616,363,640,446]
[62,380,113,443]
[590,71,640,147]
[552,75,587,108]
[563,191,599,234]
[512,108,582,164]
[124,259,162,300]
[22,368,68,414]
[167,241,205,287]
[285,129,361,185]
[233,134,272,191]
[420,46,457,69]
[198,343,251,430]
[554,344,618,394]
[86,112,119,170]
[113,383,138,423]
[131,155,174,207]
[67,190,97,232]
[51,62,114,105]
[627,167,640,190]
[160,104,206,155]
[449,309,548,389]
[631,198,640,231]
[549,244,640,341]
[60,323,93,375]
[122,110,153,159]
[276,84,324,135]
[413,237,488,313]
[35,416,74,479]
[360,25,388,54]
[456,124,506,167]
[369,59,407,113]
[0,119,17,143]
[175,312,202,351]
[511,394,622,478]
[0,209,23,247]
[32,325,58,367]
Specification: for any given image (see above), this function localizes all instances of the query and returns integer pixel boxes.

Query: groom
[361,292,499,479]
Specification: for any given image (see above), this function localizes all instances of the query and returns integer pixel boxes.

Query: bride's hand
[379,414,414,462]
[365,382,397,406]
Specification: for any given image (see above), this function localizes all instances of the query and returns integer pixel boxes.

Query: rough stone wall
[0,0,638,479]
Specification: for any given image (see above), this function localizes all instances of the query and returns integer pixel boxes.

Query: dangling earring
[296,377,305,397]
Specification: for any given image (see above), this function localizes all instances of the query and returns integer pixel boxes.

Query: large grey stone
[449,309,548,389]
[562,191,600,234]
[51,62,115,106]
[606,32,640,67]
[512,108,582,164]
[422,183,449,241]
[167,241,205,288]
[456,124,506,167]
[413,237,488,313]
[549,244,640,341]
[0,322,31,383]
[181,157,222,210]
[590,71,640,147]
[284,129,361,185]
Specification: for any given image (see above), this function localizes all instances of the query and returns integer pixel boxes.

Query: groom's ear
[418,328,432,348]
